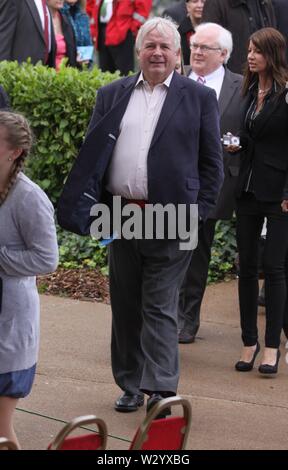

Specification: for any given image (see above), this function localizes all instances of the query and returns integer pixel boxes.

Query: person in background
[0,111,58,448]
[178,23,242,344]
[178,0,205,65]
[227,28,288,376]
[163,0,187,24]
[272,0,288,59]
[62,0,93,65]
[62,0,92,46]
[201,0,276,74]
[47,0,77,70]
[58,17,223,416]
[86,0,152,75]
[0,0,56,67]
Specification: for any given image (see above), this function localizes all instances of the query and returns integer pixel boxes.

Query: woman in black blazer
[47,0,77,70]
[229,28,288,375]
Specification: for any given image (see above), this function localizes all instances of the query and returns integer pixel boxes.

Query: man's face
[190,28,227,76]
[137,27,180,86]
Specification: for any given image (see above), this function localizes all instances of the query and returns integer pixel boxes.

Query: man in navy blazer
[58,17,223,416]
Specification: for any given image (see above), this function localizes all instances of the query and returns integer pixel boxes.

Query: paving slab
[14,280,288,450]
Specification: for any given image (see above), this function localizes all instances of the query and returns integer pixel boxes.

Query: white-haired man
[58,17,223,416]
[178,23,243,344]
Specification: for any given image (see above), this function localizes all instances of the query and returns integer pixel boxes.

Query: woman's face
[47,0,64,10]
[247,40,268,74]
[186,0,205,22]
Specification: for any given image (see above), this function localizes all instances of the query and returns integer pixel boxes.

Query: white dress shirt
[189,65,225,99]
[106,72,174,200]
[33,0,52,50]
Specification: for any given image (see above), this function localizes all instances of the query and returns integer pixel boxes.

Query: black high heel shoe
[235,342,260,372]
[258,349,280,375]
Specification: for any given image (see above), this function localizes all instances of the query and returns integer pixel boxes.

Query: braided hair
[0,111,33,206]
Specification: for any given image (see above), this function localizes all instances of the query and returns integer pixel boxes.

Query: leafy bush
[0,61,120,273]
[208,218,237,283]
[0,60,119,204]
[57,226,108,274]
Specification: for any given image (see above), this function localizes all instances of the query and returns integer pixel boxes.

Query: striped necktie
[41,0,49,64]
[197,76,206,85]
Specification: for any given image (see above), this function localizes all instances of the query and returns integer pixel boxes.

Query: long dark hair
[242,27,288,96]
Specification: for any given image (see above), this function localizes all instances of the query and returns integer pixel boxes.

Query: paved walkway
[15,280,288,450]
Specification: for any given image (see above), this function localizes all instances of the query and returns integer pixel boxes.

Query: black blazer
[58,71,224,234]
[184,67,243,219]
[178,17,195,66]
[0,86,10,109]
[236,84,288,201]
[162,1,187,24]
[273,0,288,59]
[0,0,56,67]
[59,12,77,68]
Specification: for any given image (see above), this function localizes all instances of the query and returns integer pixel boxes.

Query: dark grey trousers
[178,219,216,335]
[109,238,192,395]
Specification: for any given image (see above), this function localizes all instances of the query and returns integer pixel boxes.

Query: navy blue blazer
[58,71,224,235]
[0,86,9,109]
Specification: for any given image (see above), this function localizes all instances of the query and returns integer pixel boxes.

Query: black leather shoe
[178,329,195,344]
[258,350,280,375]
[114,391,144,412]
[235,342,260,372]
[146,393,172,419]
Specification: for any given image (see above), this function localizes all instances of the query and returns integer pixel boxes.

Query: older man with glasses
[178,22,243,344]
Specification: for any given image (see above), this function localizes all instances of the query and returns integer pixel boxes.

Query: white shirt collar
[136,71,174,89]
[189,65,225,83]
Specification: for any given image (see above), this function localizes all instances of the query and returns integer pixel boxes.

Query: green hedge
[0,61,236,281]
[0,60,119,204]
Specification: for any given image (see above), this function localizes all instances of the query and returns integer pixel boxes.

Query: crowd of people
[0,0,288,449]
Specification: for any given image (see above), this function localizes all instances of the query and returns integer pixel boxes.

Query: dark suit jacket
[273,0,288,35]
[212,68,243,219]
[58,71,224,235]
[202,0,276,74]
[0,86,10,109]
[184,67,243,219]
[60,11,77,67]
[236,84,288,201]
[0,0,56,66]
[273,0,288,58]
[178,16,195,66]
[162,1,187,24]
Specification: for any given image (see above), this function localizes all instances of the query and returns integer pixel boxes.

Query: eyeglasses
[190,43,222,53]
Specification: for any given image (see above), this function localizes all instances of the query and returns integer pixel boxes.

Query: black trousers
[178,219,216,335]
[98,24,134,75]
[236,193,288,348]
